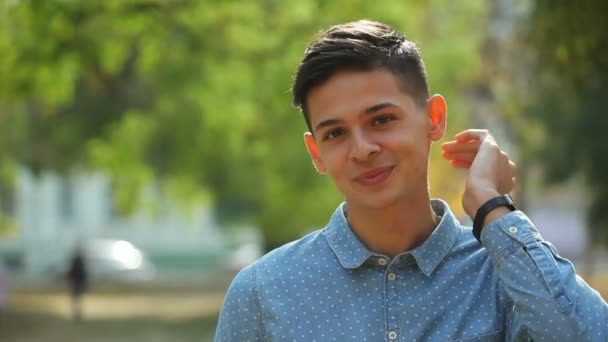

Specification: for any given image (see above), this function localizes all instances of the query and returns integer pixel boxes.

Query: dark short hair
[292,20,430,132]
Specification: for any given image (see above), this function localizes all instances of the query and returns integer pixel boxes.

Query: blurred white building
[0,167,247,279]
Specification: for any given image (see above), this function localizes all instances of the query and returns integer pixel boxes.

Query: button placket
[385,267,399,342]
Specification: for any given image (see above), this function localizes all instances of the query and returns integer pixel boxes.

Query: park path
[9,288,225,321]
[2,287,225,341]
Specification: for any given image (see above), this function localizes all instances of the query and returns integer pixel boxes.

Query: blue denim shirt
[215,199,608,341]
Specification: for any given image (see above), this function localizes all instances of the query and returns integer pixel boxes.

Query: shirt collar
[323,202,373,269]
[323,199,461,274]
[410,199,461,276]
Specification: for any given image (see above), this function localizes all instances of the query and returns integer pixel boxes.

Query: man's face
[304,69,446,210]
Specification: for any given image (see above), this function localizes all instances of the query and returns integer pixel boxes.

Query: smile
[355,167,394,186]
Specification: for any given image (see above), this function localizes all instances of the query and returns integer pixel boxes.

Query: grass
[0,286,226,342]
[0,311,218,342]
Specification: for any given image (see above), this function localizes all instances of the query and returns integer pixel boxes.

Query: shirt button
[387,273,396,281]
[388,330,398,340]
[508,226,518,234]
[378,258,387,266]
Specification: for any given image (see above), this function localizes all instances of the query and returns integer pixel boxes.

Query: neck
[345,194,438,259]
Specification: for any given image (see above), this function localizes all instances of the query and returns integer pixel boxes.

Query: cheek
[319,147,347,173]
[384,131,416,156]
[385,132,430,169]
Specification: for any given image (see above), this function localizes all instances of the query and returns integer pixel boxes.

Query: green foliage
[0,0,489,247]
[529,0,608,245]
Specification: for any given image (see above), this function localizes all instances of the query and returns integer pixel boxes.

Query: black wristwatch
[473,194,517,243]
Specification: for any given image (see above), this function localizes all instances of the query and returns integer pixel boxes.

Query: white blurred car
[61,239,155,285]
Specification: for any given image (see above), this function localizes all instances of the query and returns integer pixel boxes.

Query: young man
[215,20,607,341]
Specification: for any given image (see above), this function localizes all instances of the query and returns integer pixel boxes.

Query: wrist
[482,206,512,227]
[464,187,501,219]
[472,188,502,207]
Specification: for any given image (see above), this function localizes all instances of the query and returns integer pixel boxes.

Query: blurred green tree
[529,0,608,246]
[0,0,488,248]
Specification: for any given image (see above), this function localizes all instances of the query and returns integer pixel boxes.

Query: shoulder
[454,225,480,249]
[232,228,327,272]
[228,228,330,289]
[448,223,494,264]
[253,228,328,271]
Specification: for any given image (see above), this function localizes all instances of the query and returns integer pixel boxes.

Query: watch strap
[473,194,517,243]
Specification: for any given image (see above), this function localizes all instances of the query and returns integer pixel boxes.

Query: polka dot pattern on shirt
[214,199,608,341]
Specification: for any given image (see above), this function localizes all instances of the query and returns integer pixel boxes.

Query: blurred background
[0,0,607,341]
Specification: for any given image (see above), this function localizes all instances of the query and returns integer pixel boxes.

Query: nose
[349,129,380,161]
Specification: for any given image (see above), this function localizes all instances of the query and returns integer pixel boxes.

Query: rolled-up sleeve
[214,264,265,342]
[480,210,608,341]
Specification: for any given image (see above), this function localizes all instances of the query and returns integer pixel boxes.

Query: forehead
[306,69,418,127]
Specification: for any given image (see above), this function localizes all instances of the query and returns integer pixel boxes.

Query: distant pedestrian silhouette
[66,247,88,322]
[0,261,8,323]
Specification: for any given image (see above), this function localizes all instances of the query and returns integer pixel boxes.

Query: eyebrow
[313,102,400,133]
[363,102,399,114]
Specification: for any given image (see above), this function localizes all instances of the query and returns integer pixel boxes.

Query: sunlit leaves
[530,0,608,244]
[0,0,492,246]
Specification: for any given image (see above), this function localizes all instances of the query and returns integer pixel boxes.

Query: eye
[323,128,345,141]
[372,114,395,126]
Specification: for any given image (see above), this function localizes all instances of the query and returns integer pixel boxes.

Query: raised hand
[441,129,517,219]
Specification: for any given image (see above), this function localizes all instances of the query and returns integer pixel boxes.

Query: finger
[441,151,477,162]
[441,140,480,153]
[448,159,472,169]
[509,160,518,178]
[499,177,516,194]
[454,129,489,143]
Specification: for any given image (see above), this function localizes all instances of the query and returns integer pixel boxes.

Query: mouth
[355,166,394,186]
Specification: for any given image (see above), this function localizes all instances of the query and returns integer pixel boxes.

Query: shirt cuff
[479,210,543,259]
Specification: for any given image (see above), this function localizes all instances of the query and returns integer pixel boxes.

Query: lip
[355,167,394,186]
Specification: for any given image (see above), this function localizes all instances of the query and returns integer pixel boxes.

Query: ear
[303,132,327,174]
[426,94,448,141]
